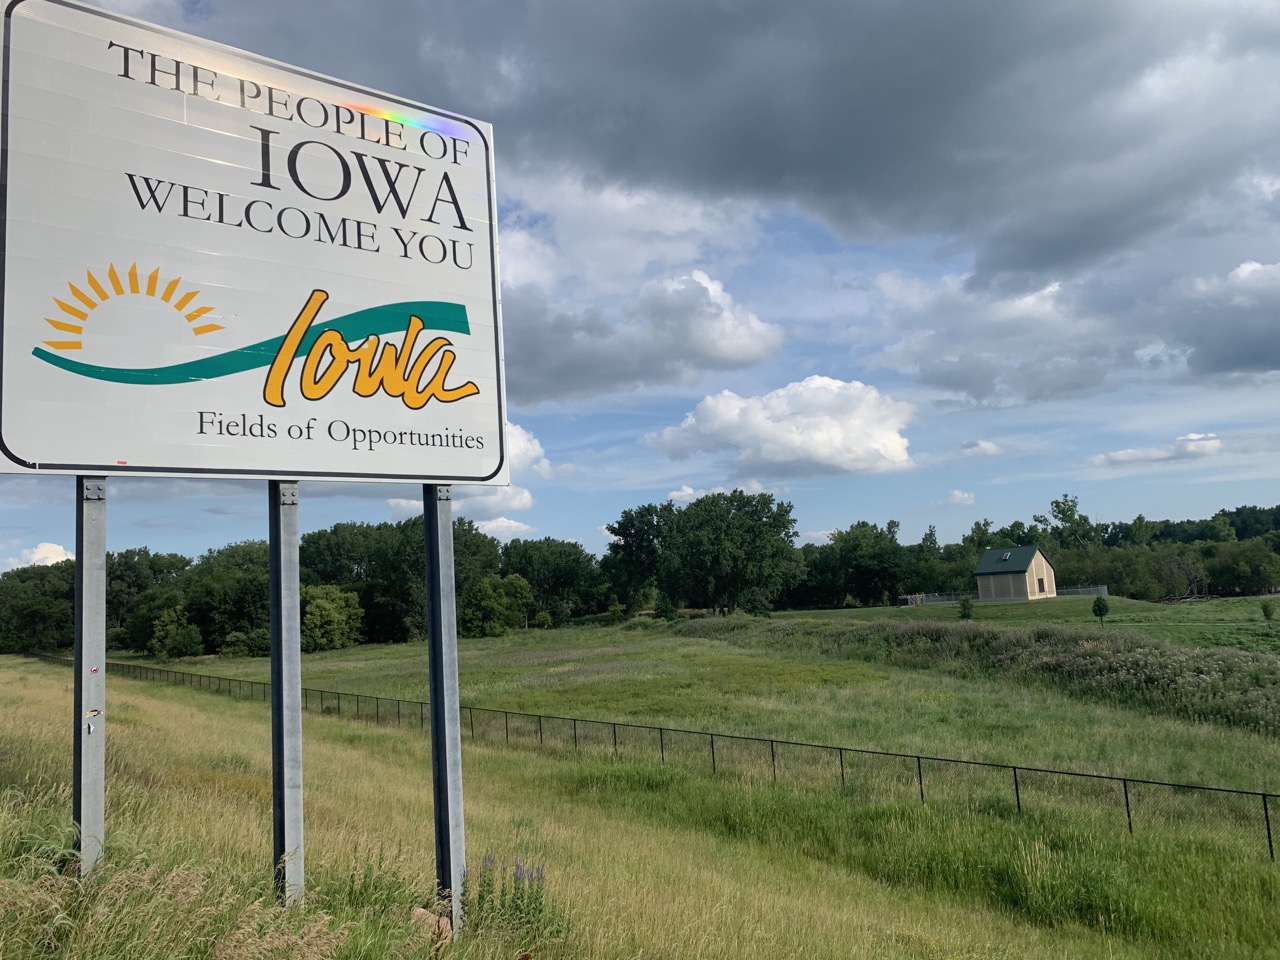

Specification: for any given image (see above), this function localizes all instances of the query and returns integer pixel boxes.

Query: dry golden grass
[1,658,1157,958]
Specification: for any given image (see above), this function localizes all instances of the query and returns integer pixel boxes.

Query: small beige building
[974,546,1056,601]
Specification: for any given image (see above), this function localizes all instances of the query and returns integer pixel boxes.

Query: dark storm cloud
[129,0,1280,292]
[103,0,1280,388]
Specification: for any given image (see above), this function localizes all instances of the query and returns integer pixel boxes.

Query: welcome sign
[0,0,507,483]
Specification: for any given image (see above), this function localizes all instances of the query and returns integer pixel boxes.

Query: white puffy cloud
[452,484,535,520]
[1,541,74,571]
[382,422,549,526]
[1090,433,1222,467]
[474,517,536,541]
[507,423,554,479]
[960,440,1002,456]
[946,490,976,506]
[384,498,423,520]
[647,376,913,477]
[666,480,766,504]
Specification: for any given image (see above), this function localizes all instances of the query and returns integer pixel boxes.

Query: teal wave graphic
[31,301,469,384]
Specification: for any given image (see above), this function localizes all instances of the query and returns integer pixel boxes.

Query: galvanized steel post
[73,476,106,876]
[425,484,466,932]
[269,480,305,904]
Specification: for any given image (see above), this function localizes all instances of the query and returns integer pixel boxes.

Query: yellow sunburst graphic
[42,263,223,351]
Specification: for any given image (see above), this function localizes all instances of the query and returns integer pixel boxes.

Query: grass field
[4,658,1276,959]
[178,596,1280,792]
[12,596,1274,955]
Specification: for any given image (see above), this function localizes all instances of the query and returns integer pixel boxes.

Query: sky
[4,0,1280,571]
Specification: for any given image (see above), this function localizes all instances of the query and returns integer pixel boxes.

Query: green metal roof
[974,545,1051,576]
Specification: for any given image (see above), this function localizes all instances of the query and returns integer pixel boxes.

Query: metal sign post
[424,484,466,928]
[72,476,106,875]
[269,480,304,904]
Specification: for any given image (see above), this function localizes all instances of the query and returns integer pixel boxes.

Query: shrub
[218,627,271,657]
[148,605,203,659]
[654,595,680,622]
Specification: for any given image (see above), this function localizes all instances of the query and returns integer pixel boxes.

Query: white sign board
[0,0,507,483]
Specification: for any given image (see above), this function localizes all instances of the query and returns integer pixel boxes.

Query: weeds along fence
[897,584,1107,605]
[28,654,1278,862]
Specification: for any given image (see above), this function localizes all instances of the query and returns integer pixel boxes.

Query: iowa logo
[32,264,479,410]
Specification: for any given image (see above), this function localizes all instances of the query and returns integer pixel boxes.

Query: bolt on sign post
[0,0,505,920]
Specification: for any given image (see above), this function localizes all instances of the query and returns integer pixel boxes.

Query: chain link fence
[28,654,1276,862]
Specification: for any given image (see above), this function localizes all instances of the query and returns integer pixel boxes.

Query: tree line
[2,491,1279,656]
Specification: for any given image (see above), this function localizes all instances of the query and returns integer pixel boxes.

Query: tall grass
[563,758,1280,959]
[175,613,1280,790]
[674,615,1280,734]
[2,658,1167,959]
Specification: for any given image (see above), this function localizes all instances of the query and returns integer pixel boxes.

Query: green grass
[562,758,1280,959]
[174,607,1280,791]
[3,658,1176,959]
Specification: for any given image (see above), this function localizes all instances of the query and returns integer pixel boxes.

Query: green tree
[502,537,606,624]
[829,520,904,607]
[122,586,187,652]
[603,502,676,612]
[499,573,536,630]
[1206,539,1280,596]
[300,585,363,652]
[181,540,270,652]
[148,604,202,659]
[1092,595,1110,626]
[106,547,190,636]
[458,574,510,638]
[0,560,75,653]
[664,490,801,615]
[453,519,503,601]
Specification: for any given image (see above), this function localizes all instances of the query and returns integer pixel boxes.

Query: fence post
[1013,766,1022,814]
[770,740,776,783]
[612,723,618,756]
[469,707,474,739]
[1265,795,1274,863]
[504,712,509,744]
[538,715,543,746]
[1123,779,1133,834]
[659,727,664,764]
[573,719,578,751]
[710,734,717,774]
[916,756,924,804]
[839,748,846,789]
